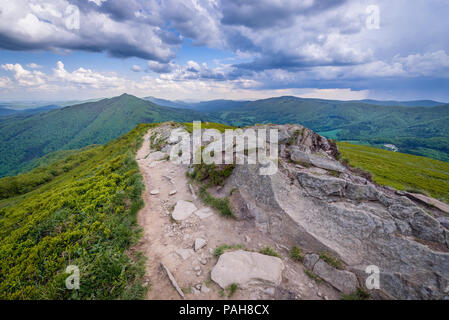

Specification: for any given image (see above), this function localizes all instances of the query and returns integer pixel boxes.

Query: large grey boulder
[405,192,449,215]
[172,200,197,221]
[297,172,346,199]
[146,151,168,162]
[312,260,359,294]
[211,250,284,289]
[303,253,320,270]
[290,148,346,172]
[297,171,380,201]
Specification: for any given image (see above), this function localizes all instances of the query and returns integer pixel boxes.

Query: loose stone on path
[161,263,184,298]
[172,200,197,221]
[175,248,194,260]
[194,238,207,251]
[194,207,214,219]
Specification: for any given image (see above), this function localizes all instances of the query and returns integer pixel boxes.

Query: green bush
[191,163,235,186]
[342,288,370,300]
[259,246,281,258]
[226,283,238,298]
[213,244,245,257]
[198,186,234,218]
[304,270,322,283]
[319,252,344,270]
[289,246,304,262]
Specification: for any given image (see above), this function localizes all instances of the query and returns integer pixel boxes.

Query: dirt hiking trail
[135,128,340,300]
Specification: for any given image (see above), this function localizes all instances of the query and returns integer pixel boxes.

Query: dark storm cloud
[0,0,176,62]
[220,0,348,29]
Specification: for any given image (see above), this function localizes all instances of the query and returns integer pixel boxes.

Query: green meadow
[338,142,449,204]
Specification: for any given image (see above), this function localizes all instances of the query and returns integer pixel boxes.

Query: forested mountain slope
[0,94,210,177]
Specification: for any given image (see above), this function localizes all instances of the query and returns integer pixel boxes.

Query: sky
[0,0,448,102]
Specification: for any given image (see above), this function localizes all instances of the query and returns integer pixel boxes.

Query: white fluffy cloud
[395,50,449,77]
[26,63,43,69]
[0,76,11,88]
[1,63,46,87]
[1,61,126,92]
[131,65,141,72]
[52,61,126,89]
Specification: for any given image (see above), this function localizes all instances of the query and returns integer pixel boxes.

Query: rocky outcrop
[297,171,379,200]
[231,160,449,299]
[229,190,255,221]
[290,148,346,172]
[313,260,358,294]
[150,122,449,299]
[225,126,449,300]
[211,250,284,289]
[405,192,449,215]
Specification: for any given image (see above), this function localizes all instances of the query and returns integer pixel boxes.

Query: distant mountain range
[0,107,18,117]
[0,93,448,177]
[0,98,102,110]
[143,96,191,109]
[145,96,447,110]
[0,105,61,119]
[0,94,210,177]
[356,99,446,107]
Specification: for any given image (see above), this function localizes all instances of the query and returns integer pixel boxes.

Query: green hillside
[0,123,156,299]
[201,96,449,162]
[0,94,211,177]
[1,94,449,179]
[338,142,449,204]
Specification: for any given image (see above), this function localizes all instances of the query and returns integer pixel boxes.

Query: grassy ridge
[338,142,449,204]
[0,123,155,299]
[183,121,235,133]
[0,94,212,177]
